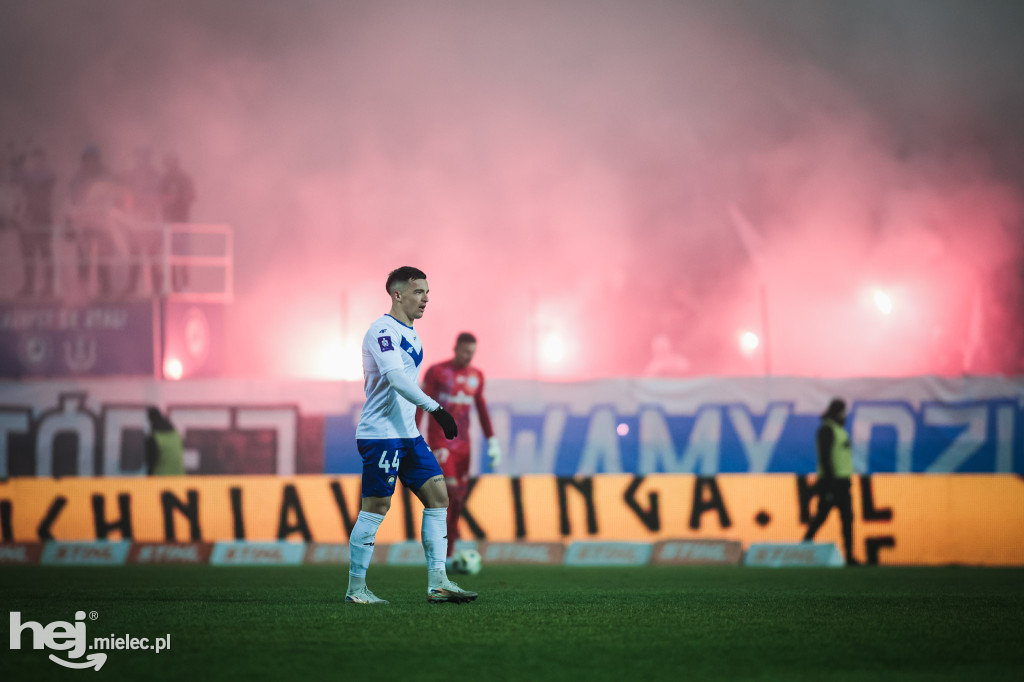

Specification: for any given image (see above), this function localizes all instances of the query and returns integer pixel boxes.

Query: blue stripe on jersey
[400,336,423,367]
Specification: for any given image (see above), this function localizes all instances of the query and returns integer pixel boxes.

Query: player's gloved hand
[487,436,502,469]
[434,447,450,465]
[430,406,458,439]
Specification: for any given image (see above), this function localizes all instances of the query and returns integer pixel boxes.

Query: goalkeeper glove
[487,436,502,469]
[430,406,458,439]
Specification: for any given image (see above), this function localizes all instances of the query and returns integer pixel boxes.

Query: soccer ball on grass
[450,548,482,575]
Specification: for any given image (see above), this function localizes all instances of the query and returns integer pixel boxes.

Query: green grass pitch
[2,565,1023,681]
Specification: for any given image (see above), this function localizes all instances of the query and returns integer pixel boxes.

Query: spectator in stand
[124,147,164,296]
[0,143,26,246]
[67,146,128,297]
[160,153,195,290]
[160,153,194,222]
[14,147,57,297]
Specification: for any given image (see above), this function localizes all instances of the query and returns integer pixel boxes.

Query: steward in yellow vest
[803,398,859,565]
[146,407,185,476]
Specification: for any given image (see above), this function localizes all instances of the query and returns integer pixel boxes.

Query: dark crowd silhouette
[1,140,195,299]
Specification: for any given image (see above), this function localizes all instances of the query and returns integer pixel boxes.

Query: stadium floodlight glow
[163,357,184,380]
[873,288,893,315]
[337,353,363,381]
[312,339,363,380]
[738,330,760,356]
[541,333,565,364]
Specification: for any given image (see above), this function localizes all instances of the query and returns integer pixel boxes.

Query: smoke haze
[2,0,1022,379]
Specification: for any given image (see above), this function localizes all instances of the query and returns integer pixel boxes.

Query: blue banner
[324,397,1024,475]
[0,302,155,378]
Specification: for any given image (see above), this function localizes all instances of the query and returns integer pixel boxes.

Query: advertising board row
[2,473,1021,565]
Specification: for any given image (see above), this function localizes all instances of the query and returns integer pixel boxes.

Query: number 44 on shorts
[378,450,400,472]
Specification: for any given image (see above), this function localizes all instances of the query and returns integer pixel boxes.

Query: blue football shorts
[356,436,443,498]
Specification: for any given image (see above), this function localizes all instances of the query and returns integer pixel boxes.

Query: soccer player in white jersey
[346,266,478,605]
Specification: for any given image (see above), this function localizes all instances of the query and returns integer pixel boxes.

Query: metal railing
[0,221,233,303]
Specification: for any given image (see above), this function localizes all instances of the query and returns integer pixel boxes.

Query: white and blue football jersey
[356,314,427,439]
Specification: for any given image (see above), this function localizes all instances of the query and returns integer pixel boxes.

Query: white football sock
[348,510,385,593]
[421,507,449,588]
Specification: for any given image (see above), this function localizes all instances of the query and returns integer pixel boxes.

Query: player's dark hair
[456,332,477,346]
[386,266,427,294]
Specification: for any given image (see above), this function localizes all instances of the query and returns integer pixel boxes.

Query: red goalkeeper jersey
[420,359,494,447]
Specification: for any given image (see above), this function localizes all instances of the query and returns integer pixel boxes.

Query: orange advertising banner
[1,474,1021,565]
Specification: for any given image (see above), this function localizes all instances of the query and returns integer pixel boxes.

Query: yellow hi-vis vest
[821,419,853,478]
[152,430,185,476]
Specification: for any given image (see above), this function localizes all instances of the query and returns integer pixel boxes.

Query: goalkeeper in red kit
[419,332,501,568]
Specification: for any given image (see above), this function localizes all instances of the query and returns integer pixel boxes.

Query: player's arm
[475,373,501,468]
[416,365,438,433]
[474,373,495,438]
[384,367,439,412]
[384,368,457,439]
